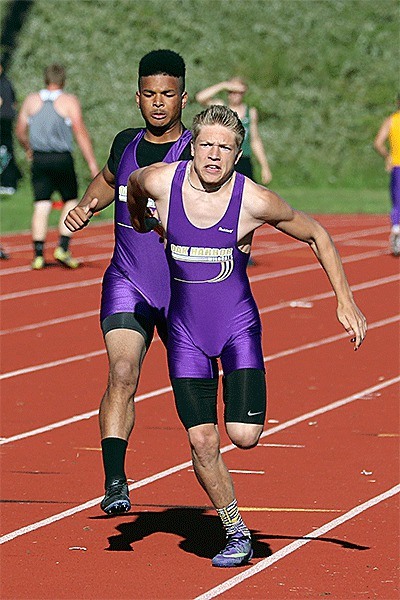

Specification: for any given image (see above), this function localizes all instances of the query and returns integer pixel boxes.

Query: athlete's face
[136,74,187,131]
[192,125,242,189]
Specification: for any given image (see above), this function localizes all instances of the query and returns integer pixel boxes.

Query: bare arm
[279,210,366,349]
[373,116,392,172]
[15,96,33,160]
[67,95,99,177]
[127,168,152,233]
[64,164,115,231]
[249,107,272,184]
[127,163,169,235]
[247,187,367,349]
[195,81,229,106]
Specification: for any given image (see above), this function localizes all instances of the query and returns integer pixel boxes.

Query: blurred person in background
[196,76,272,267]
[373,95,400,256]
[15,63,99,269]
[196,77,272,185]
[0,62,21,196]
[64,50,192,515]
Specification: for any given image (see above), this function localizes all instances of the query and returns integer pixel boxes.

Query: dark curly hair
[138,49,185,92]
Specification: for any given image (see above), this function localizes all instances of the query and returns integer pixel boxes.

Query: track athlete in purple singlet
[65,50,192,515]
[127,105,367,567]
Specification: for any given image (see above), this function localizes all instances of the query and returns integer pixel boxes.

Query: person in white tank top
[16,63,99,269]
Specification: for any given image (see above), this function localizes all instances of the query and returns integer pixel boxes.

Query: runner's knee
[226,422,263,449]
[188,424,220,466]
[108,356,139,392]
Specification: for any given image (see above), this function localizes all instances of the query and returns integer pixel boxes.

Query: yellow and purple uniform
[389,111,400,226]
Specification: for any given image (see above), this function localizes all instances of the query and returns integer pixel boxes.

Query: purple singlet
[100,130,192,323]
[166,161,264,379]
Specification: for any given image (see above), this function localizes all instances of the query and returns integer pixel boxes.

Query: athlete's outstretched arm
[247,186,367,350]
[278,210,367,350]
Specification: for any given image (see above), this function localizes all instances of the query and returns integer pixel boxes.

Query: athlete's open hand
[64,198,99,231]
[336,301,367,351]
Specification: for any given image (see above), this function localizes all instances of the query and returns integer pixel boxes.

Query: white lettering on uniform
[118,185,127,202]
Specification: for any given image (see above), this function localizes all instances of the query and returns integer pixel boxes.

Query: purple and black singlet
[166,161,264,379]
[100,129,192,331]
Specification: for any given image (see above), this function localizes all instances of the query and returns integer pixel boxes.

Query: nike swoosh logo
[247,410,263,417]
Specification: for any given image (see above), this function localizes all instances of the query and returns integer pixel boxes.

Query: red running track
[0,215,399,599]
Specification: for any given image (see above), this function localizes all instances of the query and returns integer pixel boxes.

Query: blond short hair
[192,105,245,150]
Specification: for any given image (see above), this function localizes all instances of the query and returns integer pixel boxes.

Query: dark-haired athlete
[65,50,191,514]
[128,105,367,567]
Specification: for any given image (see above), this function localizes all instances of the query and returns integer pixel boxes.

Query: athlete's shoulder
[108,128,143,175]
[112,127,143,149]
[21,91,41,111]
[145,160,179,179]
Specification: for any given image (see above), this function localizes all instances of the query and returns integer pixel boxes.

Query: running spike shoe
[31,256,45,270]
[390,232,400,257]
[212,532,253,567]
[100,479,131,515]
[54,246,79,268]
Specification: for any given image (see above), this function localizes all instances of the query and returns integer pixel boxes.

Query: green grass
[4,0,398,191]
[0,0,396,233]
[0,176,390,235]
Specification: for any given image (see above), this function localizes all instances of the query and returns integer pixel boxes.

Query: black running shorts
[172,368,266,430]
[31,151,78,201]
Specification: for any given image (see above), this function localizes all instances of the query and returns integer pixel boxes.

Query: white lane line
[0,246,388,302]
[0,310,99,336]
[1,232,113,254]
[251,225,389,256]
[0,349,107,381]
[188,469,265,475]
[1,377,398,545]
[0,384,173,446]
[0,220,112,241]
[259,274,399,315]
[0,253,111,277]
[1,272,397,336]
[193,483,400,600]
[0,277,102,301]
[1,315,398,443]
[259,444,305,448]
[0,224,387,275]
[249,249,386,283]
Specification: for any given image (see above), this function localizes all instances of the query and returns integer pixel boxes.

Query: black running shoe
[100,479,131,515]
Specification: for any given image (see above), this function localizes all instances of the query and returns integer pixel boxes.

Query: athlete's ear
[234,149,243,165]
[181,91,188,109]
[135,90,141,108]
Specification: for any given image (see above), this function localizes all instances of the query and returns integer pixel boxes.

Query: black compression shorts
[172,368,266,430]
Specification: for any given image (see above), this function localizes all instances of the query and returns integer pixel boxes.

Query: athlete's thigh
[100,266,156,347]
[104,327,147,372]
[31,153,53,200]
[171,376,219,430]
[167,325,219,380]
[55,153,78,200]
[220,328,264,375]
[390,166,400,204]
[220,330,266,424]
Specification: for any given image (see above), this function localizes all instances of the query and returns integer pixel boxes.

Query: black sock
[101,437,128,488]
[59,235,70,252]
[34,241,44,257]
